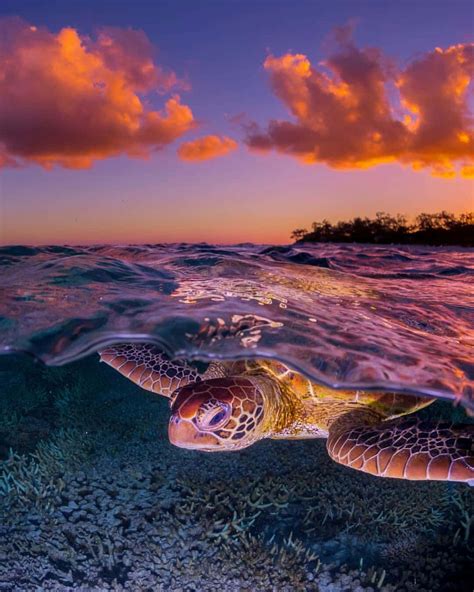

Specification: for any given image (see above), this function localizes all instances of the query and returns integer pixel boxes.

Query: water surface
[0,243,473,590]
[0,243,473,411]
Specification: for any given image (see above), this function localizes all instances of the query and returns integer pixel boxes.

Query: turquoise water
[0,243,473,590]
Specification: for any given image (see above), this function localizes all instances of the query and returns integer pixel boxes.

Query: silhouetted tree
[292,211,473,246]
[291,228,308,241]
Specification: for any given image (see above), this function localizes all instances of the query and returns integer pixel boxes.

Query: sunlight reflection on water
[0,243,472,411]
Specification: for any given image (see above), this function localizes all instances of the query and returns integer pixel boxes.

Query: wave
[0,243,472,412]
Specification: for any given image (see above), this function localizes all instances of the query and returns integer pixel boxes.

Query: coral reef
[0,355,472,591]
[0,441,398,592]
[0,428,93,509]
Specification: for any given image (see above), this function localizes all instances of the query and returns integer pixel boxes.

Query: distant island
[291,211,474,247]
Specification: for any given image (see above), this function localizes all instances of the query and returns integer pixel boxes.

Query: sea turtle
[100,343,474,484]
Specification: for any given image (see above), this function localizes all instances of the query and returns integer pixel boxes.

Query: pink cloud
[178,135,238,161]
[245,29,473,177]
[0,18,195,169]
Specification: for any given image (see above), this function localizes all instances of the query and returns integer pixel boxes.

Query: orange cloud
[0,18,195,169]
[178,135,238,161]
[245,29,473,176]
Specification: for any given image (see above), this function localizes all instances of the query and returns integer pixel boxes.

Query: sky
[0,0,473,245]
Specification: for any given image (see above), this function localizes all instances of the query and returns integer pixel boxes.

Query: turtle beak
[168,414,221,451]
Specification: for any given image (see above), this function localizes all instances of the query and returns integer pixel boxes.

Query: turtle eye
[198,403,231,431]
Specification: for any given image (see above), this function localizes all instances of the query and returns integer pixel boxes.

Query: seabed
[0,355,472,591]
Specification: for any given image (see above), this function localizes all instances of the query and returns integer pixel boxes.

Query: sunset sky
[0,0,473,245]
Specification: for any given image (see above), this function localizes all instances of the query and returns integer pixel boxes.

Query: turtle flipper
[99,343,210,398]
[327,413,474,483]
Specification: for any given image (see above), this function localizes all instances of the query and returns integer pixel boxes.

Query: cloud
[398,44,473,176]
[0,18,195,169]
[178,135,238,161]
[245,29,473,176]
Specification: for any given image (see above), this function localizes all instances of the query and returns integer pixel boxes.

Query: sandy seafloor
[0,354,472,592]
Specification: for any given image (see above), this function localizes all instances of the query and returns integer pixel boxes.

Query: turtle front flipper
[100,343,224,398]
[327,412,474,483]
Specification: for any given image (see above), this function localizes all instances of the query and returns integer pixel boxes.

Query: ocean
[0,242,472,590]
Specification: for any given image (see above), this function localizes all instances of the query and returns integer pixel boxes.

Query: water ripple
[0,243,472,411]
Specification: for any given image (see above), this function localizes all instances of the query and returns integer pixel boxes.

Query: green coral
[0,427,94,510]
[173,443,454,545]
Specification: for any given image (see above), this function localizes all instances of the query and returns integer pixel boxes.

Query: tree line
[291,211,474,246]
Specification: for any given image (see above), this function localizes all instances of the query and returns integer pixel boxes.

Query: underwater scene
[0,243,473,591]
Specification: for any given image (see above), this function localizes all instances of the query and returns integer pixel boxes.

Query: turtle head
[169,377,269,451]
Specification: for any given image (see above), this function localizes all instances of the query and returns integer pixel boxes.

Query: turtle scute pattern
[99,343,201,397]
[171,377,266,444]
[327,415,474,481]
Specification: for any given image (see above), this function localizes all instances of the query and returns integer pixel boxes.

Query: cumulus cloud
[0,18,195,169]
[177,135,238,161]
[245,29,473,177]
